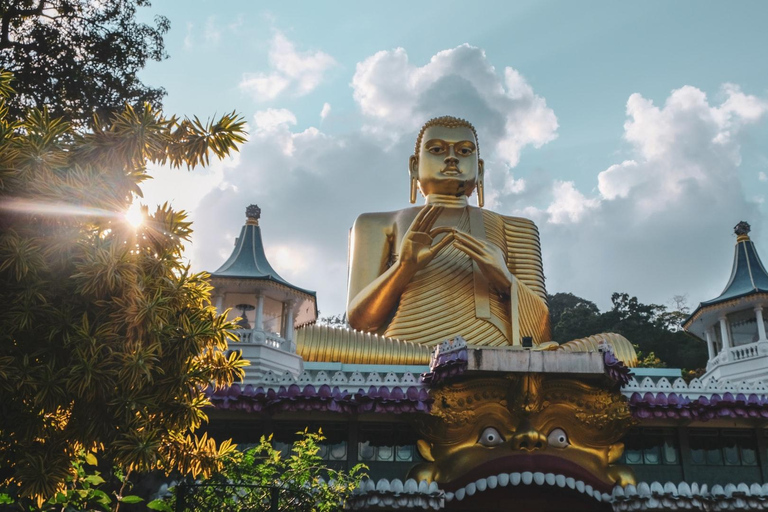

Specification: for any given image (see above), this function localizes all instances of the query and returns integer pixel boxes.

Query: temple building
[209,204,317,381]
[204,118,768,511]
[684,221,768,383]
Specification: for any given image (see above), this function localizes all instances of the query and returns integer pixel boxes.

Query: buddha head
[410,375,636,509]
[409,116,485,206]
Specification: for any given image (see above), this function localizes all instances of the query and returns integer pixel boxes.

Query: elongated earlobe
[409,155,419,204]
[477,159,485,207]
[477,180,484,208]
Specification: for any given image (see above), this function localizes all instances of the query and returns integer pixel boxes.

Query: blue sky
[136,1,768,317]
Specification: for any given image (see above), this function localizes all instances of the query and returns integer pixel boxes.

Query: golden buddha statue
[296,116,636,366]
[346,116,550,347]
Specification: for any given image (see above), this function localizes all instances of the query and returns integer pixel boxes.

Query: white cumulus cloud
[539,84,768,308]
[546,181,600,224]
[239,32,336,101]
[253,108,297,132]
[320,102,331,120]
[351,44,558,168]
[596,84,768,216]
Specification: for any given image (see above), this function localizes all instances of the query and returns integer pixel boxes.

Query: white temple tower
[684,221,768,382]
[209,204,317,381]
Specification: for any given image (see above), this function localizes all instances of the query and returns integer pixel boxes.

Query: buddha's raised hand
[398,205,455,273]
[453,230,513,294]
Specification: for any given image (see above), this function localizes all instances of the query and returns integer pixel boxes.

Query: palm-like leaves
[0,74,248,503]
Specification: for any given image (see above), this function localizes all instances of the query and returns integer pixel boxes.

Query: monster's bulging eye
[548,428,569,448]
[478,427,505,447]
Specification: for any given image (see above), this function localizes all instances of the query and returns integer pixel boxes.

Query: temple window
[262,297,284,336]
[690,429,758,466]
[621,428,679,465]
[357,424,422,463]
[727,310,759,346]
[318,441,348,461]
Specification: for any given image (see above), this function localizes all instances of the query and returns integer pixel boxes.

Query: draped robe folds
[383,208,551,347]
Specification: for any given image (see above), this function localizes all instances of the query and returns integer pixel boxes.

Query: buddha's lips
[441,166,461,175]
[441,453,613,493]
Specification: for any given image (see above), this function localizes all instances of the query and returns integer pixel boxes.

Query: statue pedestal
[465,347,606,376]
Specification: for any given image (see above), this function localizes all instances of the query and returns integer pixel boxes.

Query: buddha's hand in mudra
[454,231,513,294]
[399,205,456,273]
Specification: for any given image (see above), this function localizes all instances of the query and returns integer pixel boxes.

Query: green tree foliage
[549,293,602,342]
[162,430,367,512]
[0,71,249,504]
[0,0,169,126]
[1,452,146,511]
[548,291,707,370]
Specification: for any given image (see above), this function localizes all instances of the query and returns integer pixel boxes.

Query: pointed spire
[245,204,261,225]
[699,221,768,307]
[734,220,751,242]
[211,205,315,297]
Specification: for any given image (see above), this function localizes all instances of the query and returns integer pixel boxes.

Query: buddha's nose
[444,155,459,166]
[512,426,547,452]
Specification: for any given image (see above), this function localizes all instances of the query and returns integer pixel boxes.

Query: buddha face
[410,125,484,199]
[410,376,635,509]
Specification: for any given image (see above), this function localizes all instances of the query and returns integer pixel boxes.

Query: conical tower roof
[684,221,768,333]
[211,204,316,299]
[701,221,768,307]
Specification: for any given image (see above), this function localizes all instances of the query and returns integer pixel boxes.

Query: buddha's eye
[478,427,504,447]
[428,145,444,154]
[457,147,473,156]
[547,428,569,448]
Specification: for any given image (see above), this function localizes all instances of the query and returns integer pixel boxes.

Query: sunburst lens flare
[125,203,144,228]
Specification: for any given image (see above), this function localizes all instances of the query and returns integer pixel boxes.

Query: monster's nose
[512,427,547,452]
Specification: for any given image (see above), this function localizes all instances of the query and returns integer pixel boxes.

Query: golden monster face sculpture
[410,375,636,510]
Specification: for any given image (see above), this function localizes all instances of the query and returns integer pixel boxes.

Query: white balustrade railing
[709,340,768,369]
[237,329,253,343]
[732,342,760,361]
[232,329,291,351]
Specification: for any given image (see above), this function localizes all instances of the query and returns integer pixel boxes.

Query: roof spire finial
[734,221,751,242]
[246,204,261,226]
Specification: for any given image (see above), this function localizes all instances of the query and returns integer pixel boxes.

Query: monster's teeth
[447,472,606,501]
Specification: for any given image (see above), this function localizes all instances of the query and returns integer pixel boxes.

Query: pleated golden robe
[384,208,550,347]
